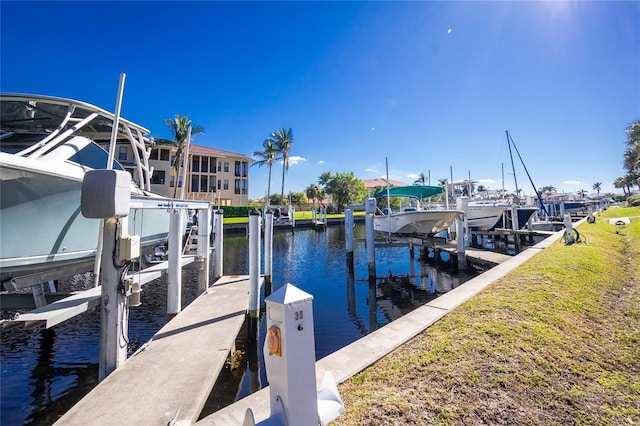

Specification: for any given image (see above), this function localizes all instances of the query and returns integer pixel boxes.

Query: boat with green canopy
[372,185,462,237]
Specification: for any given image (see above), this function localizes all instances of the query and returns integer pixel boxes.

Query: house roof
[188,144,253,162]
[362,178,409,188]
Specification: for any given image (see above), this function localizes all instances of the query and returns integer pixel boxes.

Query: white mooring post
[456,215,467,271]
[365,198,377,279]
[99,217,129,381]
[510,205,520,232]
[345,209,354,273]
[197,206,211,294]
[248,208,262,338]
[214,209,224,279]
[244,283,343,426]
[264,210,274,291]
[167,209,183,316]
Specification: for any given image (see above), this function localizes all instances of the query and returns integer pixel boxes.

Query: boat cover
[373,185,443,199]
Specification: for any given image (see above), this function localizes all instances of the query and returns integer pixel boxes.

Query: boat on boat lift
[0,93,181,287]
[372,185,462,237]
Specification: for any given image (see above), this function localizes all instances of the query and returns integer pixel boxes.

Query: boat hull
[465,206,508,231]
[374,210,461,236]
[0,161,173,283]
[492,207,539,230]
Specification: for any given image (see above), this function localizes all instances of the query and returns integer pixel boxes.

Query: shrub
[215,206,261,218]
[627,195,640,207]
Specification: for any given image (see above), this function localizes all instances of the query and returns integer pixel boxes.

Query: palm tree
[162,114,204,198]
[592,182,602,199]
[538,185,557,198]
[413,173,429,186]
[305,184,321,210]
[271,128,293,203]
[252,138,280,207]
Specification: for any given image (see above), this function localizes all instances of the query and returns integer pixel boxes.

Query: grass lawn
[333,206,640,425]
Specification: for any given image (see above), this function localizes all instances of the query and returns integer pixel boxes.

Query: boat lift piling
[345,209,355,273]
[167,209,184,317]
[365,201,377,279]
[248,208,262,341]
[264,210,274,296]
[196,207,211,294]
[213,209,224,279]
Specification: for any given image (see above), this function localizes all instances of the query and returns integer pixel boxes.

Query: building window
[170,175,174,187]
[223,179,229,190]
[242,179,248,195]
[210,158,216,173]
[151,170,165,185]
[217,179,221,190]
[160,149,170,161]
[118,146,127,162]
[150,149,159,160]
[191,176,199,193]
[200,176,208,192]
[234,179,241,195]
[192,155,200,173]
[242,162,249,177]
[234,161,241,177]
[224,162,229,173]
[201,157,208,173]
[170,155,176,166]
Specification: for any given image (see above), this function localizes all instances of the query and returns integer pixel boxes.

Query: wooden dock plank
[56,276,251,426]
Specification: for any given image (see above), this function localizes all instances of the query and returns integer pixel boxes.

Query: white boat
[464,204,509,231]
[0,93,177,285]
[373,186,462,236]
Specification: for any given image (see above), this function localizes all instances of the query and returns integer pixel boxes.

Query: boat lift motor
[81,169,131,219]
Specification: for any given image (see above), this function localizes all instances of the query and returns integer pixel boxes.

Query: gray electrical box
[81,169,131,218]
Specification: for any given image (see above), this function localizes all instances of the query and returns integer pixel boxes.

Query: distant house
[112,141,253,205]
[362,178,408,194]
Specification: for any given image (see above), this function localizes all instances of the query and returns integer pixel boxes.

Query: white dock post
[456,197,470,246]
[99,218,129,381]
[214,209,224,279]
[255,284,343,426]
[264,210,274,295]
[197,206,211,294]
[365,198,377,279]
[511,206,520,231]
[345,209,354,273]
[291,207,296,228]
[456,215,467,271]
[167,209,183,316]
[248,208,262,339]
[365,214,376,277]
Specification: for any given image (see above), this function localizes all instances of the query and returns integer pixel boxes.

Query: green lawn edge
[334,206,640,425]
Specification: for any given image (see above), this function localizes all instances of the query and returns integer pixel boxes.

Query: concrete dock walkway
[56,275,252,426]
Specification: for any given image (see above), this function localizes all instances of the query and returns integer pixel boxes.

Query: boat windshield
[68,142,124,171]
[0,131,123,171]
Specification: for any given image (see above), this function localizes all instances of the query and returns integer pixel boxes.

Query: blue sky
[2,1,638,200]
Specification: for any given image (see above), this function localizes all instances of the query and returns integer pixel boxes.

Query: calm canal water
[1,224,479,425]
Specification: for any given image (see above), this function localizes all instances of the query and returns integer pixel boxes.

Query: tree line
[156,117,640,210]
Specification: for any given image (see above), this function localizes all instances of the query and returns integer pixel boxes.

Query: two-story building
[114,141,252,206]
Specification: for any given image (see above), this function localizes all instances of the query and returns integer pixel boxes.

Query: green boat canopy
[373,185,443,199]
